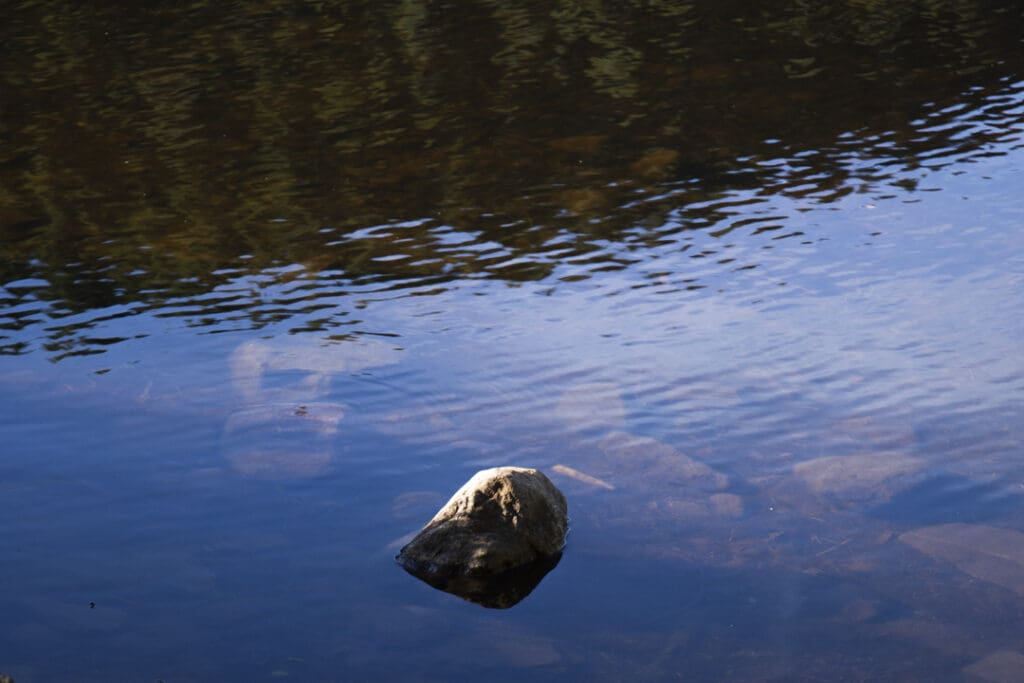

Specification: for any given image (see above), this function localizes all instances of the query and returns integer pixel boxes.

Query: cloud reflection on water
[223,336,401,477]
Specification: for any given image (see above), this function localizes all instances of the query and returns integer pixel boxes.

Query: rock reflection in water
[400,552,563,610]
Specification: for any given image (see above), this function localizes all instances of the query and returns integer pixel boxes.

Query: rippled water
[2,1,1023,681]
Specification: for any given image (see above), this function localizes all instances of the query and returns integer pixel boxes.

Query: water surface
[1,1,1023,681]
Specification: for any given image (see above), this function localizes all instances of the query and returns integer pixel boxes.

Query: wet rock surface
[397,467,568,607]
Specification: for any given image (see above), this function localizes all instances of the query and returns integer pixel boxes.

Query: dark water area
[1,1,1023,681]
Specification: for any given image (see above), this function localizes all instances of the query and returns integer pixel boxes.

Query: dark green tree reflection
[1,0,1022,356]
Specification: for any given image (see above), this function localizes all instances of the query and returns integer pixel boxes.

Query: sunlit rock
[397,467,568,608]
[398,467,568,573]
[964,650,1024,683]
[792,452,922,502]
[900,524,1024,597]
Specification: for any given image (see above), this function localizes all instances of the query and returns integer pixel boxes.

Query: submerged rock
[964,650,1024,683]
[793,452,922,502]
[829,416,917,450]
[596,431,729,491]
[900,524,1024,596]
[397,467,568,607]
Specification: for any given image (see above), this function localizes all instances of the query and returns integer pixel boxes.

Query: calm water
[2,1,1023,681]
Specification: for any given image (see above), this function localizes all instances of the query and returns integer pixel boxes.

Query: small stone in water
[398,467,567,576]
[397,467,568,608]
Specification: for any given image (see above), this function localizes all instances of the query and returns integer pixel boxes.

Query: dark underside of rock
[408,551,563,609]
[397,466,568,607]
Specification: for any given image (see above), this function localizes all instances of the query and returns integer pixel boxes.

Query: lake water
[1,2,1023,681]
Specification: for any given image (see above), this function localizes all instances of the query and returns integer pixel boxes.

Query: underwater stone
[397,467,568,602]
[900,524,1024,597]
[793,452,922,501]
[963,650,1024,683]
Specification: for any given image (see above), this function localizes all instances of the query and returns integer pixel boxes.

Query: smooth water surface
[2,2,1023,681]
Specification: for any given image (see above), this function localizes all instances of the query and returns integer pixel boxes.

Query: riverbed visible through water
[1,2,1023,681]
